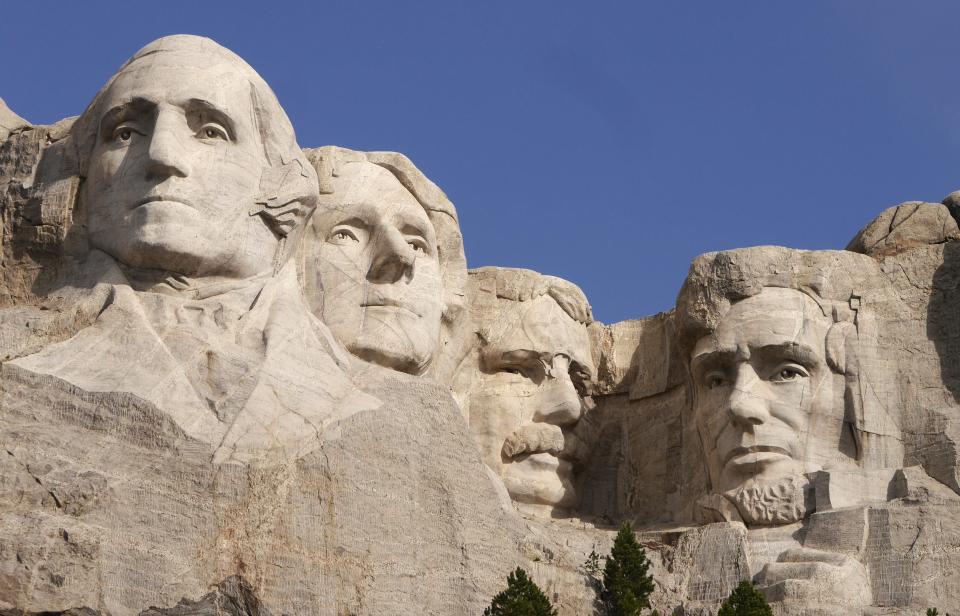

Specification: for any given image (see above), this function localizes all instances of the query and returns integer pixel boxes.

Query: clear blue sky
[3,2,959,323]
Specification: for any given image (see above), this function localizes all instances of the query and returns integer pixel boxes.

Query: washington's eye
[770,363,809,382]
[198,123,229,141]
[408,240,427,254]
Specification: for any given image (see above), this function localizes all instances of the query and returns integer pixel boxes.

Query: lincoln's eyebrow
[98,97,155,138]
[753,341,819,366]
[690,349,739,373]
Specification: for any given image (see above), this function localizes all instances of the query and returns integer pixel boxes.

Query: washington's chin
[90,228,210,273]
[502,453,577,509]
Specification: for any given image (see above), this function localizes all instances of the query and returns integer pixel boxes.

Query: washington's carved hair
[674,246,904,470]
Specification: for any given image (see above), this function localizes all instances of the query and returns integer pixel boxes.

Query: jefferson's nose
[146,107,190,180]
[533,355,583,427]
[727,364,769,428]
[367,226,415,284]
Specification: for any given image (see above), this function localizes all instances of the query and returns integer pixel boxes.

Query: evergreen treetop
[483,566,557,616]
[717,580,773,616]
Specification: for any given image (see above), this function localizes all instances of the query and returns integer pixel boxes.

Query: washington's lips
[134,195,195,209]
[722,445,792,467]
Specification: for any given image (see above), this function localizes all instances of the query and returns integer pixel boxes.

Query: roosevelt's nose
[146,107,190,180]
[727,363,769,428]
[367,226,415,284]
[532,355,583,427]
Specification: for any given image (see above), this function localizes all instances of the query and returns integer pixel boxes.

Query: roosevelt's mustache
[501,424,584,461]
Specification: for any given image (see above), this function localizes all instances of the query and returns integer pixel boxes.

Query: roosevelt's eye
[198,123,229,141]
[770,363,809,382]
[704,371,726,390]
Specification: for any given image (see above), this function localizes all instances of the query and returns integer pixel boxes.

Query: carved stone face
[468,295,593,512]
[690,287,855,495]
[308,161,443,374]
[83,50,276,279]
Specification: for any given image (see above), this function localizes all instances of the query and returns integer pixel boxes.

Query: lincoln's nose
[727,363,770,428]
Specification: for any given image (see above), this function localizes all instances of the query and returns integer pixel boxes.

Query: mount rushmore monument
[2,34,960,615]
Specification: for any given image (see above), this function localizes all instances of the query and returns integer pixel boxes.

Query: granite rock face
[4,34,960,616]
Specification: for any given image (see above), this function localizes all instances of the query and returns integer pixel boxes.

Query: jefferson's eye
[409,241,426,254]
[770,364,809,382]
[329,228,359,243]
[198,123,229,141]
[112,126,134,142]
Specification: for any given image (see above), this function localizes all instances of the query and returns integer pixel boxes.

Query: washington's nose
[146,108,190,180]
[367,226,415,284]
[533,355,583,427]
[727,364,769,428]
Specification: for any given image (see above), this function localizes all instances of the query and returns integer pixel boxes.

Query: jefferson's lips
[723,445,792,466]
[361,298,421,317]
[134,195,195,209]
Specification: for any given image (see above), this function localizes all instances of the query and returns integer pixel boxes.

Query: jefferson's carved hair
[674,246,904,470]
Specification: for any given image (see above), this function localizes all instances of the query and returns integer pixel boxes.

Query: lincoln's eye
[770,363,809,382]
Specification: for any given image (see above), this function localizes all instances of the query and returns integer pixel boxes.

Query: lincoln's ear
[825,321,857,375]
[252,158,317,237]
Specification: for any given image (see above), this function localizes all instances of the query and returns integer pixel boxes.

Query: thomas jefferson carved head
[675,247,903,525]
[72,35,317,280]
[462,267,594,515]
[301,147,467,377]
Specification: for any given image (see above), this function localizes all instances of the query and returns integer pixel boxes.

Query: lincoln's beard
[724,474,813,526]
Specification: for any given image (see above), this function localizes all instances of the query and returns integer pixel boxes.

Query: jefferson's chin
[351,317,438,375]
[502,453,577,509]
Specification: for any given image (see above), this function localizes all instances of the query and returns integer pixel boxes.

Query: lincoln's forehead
[694,287,830,358]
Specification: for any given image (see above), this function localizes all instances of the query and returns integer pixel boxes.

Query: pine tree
[483,567,557,616]
[717,580,773,616]
[599,522,655,616]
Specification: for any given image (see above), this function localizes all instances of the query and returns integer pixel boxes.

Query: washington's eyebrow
[99,97,155,136]
[185,98,237,139]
